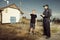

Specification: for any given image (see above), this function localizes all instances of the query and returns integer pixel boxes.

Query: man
[29,9,37,34]
[40,4,52,39]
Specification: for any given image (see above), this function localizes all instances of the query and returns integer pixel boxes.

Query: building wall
[0,13,1,22]
[2,7,21,23]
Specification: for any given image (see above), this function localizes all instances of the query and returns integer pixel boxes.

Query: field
[0,20,60,40]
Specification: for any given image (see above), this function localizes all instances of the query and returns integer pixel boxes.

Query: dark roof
[0,4,24,14]
[0,10,3,13]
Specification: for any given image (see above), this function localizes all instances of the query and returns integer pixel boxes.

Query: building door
[10,17,16,23]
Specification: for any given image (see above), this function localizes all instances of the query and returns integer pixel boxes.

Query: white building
[0,4,23,24]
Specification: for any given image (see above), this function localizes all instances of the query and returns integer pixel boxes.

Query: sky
[0,0,60,19]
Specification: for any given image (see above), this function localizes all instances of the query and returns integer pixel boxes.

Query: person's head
[43,4,49,10]
[32,9,36,14]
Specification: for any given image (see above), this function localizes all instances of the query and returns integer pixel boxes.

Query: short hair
[32,9,36,11]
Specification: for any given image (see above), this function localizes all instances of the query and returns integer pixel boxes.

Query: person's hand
[40,14,45,17]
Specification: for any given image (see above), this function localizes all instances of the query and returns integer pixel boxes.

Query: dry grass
[0,21,60,40]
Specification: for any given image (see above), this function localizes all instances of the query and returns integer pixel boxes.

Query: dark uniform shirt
[30,14,37,24]
[43,9,51,19]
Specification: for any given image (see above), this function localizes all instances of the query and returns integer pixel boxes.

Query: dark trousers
[43,18,51,37]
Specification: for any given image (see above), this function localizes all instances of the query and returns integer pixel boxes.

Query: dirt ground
[0,22,60,40]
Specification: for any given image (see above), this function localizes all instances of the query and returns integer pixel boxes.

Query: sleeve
[48,9,52,17]
[30,14,32,16]
[35,15,37,18]
[50,9,52,16]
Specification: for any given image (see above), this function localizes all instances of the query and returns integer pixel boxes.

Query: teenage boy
[29,9,37,34]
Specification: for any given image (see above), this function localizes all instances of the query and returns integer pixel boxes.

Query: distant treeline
[22,16,60,23]
[37,18,60,23]
[52,18,60,23]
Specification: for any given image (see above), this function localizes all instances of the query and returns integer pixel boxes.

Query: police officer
[40,4,52,39]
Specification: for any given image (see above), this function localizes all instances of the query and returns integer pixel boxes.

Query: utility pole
[4,0,9,13]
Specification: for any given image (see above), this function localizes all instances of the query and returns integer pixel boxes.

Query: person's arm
[35,15,37,25]
[35,18,37,26]
[30,14,31,16]
[40,14,45,17]
[40,11,45,17]
[48,9,52,17]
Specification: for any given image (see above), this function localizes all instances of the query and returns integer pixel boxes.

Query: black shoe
[42,34,46,36]
[32,31,35,35]
[46,36,50,39]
